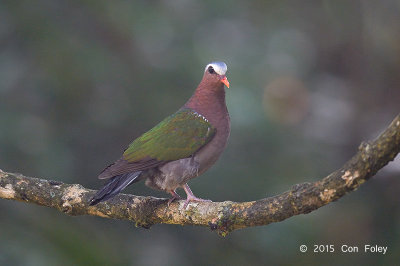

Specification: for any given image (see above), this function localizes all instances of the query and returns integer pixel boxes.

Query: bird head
[204,61,229,88]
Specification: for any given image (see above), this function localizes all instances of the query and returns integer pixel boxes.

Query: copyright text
[300,244,388,254]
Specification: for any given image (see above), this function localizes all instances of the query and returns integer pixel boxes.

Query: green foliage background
[1,1,399,265]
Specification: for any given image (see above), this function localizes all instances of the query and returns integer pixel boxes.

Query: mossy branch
[1,114,399,236]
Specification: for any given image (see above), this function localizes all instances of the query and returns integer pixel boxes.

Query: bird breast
[194,113,230,175]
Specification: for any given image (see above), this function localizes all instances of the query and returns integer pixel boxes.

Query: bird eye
[208,66,215,74]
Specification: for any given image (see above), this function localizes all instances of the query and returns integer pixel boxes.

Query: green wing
[98,108,216,179]
[123,108,216,163]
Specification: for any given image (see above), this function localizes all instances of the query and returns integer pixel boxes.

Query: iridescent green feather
[123,108,216,162]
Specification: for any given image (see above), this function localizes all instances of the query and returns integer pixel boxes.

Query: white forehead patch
[205,61,227,75]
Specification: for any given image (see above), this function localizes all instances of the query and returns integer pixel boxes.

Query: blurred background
[1,0,400,265]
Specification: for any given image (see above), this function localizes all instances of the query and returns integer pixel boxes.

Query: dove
[90,61,230,208]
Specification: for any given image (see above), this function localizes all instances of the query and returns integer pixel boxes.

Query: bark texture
[1,114,399,236]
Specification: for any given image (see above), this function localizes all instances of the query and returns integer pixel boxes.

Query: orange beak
[220,75,230,88]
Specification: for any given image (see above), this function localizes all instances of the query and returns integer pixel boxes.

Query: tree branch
[1,114,399,236]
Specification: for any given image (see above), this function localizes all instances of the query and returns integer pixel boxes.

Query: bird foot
[182,183,211,209]
[183,196,212,209]
[167,190,181,206]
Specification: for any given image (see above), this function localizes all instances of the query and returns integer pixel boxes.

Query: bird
[89,61,230,208]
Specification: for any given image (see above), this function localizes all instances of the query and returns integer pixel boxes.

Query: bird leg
[182,183,212,209]
[168,190,181,206]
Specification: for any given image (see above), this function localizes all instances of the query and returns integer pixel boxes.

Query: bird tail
[89,171,142,206]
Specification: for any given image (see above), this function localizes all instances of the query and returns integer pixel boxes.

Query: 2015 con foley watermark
[299,244,388,254]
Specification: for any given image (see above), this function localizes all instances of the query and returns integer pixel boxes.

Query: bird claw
[183,196,212,209]
[167,196,181,206]
[182,183,212,209]
[167,190,181,206]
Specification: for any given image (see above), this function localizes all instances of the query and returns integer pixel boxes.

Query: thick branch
[1,114,399,236]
